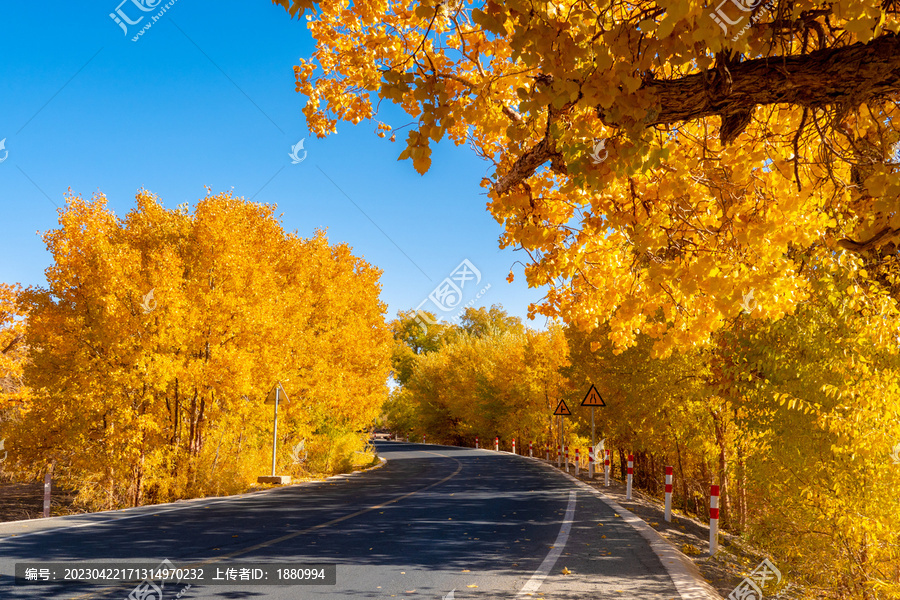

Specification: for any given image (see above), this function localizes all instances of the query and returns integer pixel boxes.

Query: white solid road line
[515,490,577,598]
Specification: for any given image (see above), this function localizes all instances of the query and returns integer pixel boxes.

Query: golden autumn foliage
[385,307,573,446]
[0,190,391,509]
[396,294,900,598]
[273,0,900,358]
[272,3,900,592]
[0,283,27,414]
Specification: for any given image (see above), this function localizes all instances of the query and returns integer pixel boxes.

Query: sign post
[553,400,571,471]
[258,382,291,485]
[580,384,606,479]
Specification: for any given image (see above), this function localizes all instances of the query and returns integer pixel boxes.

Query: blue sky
[0,1,548,328]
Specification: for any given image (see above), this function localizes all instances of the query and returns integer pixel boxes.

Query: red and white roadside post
[557,445,561,467]
[604,450,610,486]
[588,448,594,479]
[475,436,479,449]
[626,454,634,500]
[575,448,581,476]
[564,446,570,473]
[709,485,720,555]
[664,466,674,522]
[512,438,516,454]
[529,441,533,458]
[494,437,499,452]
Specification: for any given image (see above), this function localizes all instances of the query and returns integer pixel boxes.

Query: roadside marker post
[588,448,594,478]
[575,448,580,476]
[604,450,610,486]
[423,435,426,444]
[564,446,569,473]
[664,466,673,522]
[494,437,499,451]
[43,472,51,518]
[529,441,533,457]
[557,445,561,467]
[475,436,479,449]
[709,485,720,555]
[626,454,634,500]
[512,438,516,454]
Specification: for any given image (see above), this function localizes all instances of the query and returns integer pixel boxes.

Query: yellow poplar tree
[6,190,391,509]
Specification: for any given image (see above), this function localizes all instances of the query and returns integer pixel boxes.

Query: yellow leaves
[9,191,391,509]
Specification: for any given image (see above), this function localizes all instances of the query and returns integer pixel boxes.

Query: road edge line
[513,453,724,600]
[515,490,577,598]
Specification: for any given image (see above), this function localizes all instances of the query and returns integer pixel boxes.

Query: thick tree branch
[637,33,900,129]
[837,226,900,252]
[493,34,900,196]
[494,133,564,195]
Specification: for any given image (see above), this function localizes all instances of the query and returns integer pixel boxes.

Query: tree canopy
[273,0,900,356]
[1,191,392,508]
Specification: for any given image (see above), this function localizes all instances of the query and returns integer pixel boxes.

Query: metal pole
[270,387,279,477]
[562,416,566,471]
[557,416,562,467]
[590,407,595,478]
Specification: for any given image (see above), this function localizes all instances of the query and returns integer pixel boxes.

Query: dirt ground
[0,479,86,522]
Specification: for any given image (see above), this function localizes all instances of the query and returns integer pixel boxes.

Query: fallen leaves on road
[561,567,571,575]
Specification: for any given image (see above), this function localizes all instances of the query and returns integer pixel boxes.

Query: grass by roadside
[0,480,86,522]
[0,452,383,523]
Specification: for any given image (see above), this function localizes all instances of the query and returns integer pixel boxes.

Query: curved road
[0,442,681,599]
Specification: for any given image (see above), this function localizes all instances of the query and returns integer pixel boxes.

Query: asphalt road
[0,442,681,599]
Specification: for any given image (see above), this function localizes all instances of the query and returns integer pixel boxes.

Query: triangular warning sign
[264,382,290,405]
[553,399,572,416]
[581,384,606,407]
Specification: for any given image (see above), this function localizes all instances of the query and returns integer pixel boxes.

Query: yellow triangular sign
[581,384,606,407]
[264,382,290,405]
[553,399,572,416]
